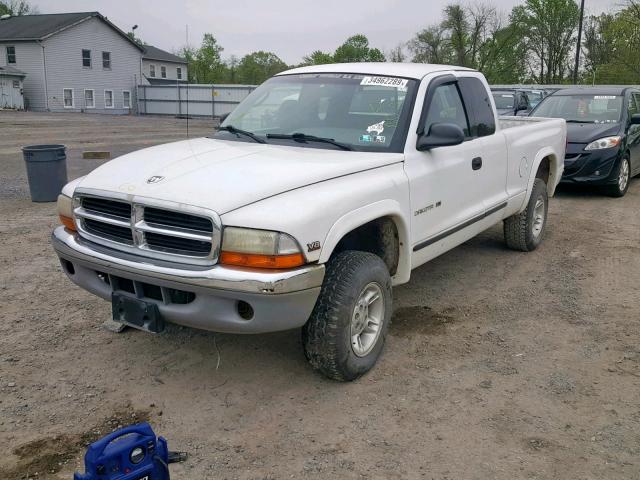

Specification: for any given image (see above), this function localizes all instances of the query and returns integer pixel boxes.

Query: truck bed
[498,115,560,130]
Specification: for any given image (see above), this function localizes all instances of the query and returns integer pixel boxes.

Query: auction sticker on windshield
[360,76,409,89]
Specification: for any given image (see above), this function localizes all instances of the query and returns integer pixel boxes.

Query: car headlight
[57,194,76,231]
[584,136,621,150]
[220,227,305,269]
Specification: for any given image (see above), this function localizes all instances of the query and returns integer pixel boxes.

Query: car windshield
[216,73,418,152]
[493,92,515,109]
[532,94,623,123]
[527,91,544,107]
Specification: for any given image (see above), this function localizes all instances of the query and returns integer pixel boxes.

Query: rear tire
[504,178,548,252]
[302,251,392,382]
[605,155,631,198]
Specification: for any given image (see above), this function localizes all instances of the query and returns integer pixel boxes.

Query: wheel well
[536,156,550,184]
[331,217,399,275]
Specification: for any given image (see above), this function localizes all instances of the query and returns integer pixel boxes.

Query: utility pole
[573,0,586,84]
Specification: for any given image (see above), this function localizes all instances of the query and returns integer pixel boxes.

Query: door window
[458,77,496,137]
[629,93,639,117]
[422,83,469,137]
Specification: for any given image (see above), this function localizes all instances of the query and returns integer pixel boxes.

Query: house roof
[0,65,26,76]
[0,12,144,51]
[143,45,187,64]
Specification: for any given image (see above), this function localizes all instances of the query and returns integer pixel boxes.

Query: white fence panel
[137,84,256,118]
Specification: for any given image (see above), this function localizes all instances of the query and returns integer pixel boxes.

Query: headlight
[585,136,621,150]
[57,194,76,231]
[220,227,305,269]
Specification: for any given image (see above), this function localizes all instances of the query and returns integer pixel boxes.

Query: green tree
[333,34,385,62]
[302,50,334,65]
[511,0,579,84]
[236,51,288,84]
[388,43,407,62]
[184,33,228,83]
[178,46,198,83]
[0,0,37,15]
[442,4,470,66]
[126,31,145,46]
[409,25,451,63]
[478,24,528,83]
[582,13,617,83]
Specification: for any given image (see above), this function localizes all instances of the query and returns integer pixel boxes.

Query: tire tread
[302,251,389,381]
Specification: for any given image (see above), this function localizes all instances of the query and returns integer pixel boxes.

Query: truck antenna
[186,24,189,138]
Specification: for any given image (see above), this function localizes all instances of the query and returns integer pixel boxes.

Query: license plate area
[112,293,164,333]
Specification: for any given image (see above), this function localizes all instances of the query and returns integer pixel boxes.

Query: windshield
[492,92,515,109]
[527,91,544,107]
[216,73,418,152]
[532,94,623,123]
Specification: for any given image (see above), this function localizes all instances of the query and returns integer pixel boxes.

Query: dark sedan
[530,87,640,197]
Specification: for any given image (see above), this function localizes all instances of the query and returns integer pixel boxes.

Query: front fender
[220,162,411,272]
[318,199,411,285]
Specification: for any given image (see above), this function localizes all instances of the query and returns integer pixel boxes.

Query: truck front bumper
[52,226,324,334]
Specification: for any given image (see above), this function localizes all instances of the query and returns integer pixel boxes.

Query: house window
[177,67,182,80]
[123,90,131,109]
[104,90,114,108]
[102,51,111,69]
[6,46,16,64]
[161,65,167,78]
[82,49,91,68]
[63,88,74,108]
[13,80,19,88]
[149,64,156,77]
[84,89,95,108]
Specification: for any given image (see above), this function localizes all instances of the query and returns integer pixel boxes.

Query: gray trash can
[22,144,67,202]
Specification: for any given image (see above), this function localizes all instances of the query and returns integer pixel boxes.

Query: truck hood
[77,138,404,214]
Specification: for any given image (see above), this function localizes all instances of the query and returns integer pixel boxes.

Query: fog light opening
[237,301,254,320]
[62,259,75,275]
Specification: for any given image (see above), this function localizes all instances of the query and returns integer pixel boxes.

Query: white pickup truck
[53,63,566,381]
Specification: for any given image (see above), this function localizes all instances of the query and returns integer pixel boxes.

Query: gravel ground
[1,112,639,479]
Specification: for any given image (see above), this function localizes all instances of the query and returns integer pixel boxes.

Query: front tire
[605,155,631,198]
[302,251,392,381]
[504,178,548,252]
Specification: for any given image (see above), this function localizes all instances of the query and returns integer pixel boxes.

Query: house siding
[142,59,187,82]
[42,17,142,113]
[0,42,46,110]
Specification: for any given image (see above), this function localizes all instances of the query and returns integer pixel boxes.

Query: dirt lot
[1,111,639,479]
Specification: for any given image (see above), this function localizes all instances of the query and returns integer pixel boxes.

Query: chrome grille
[73,192,221,266]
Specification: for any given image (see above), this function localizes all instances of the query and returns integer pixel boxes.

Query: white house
[142,45,187,85]
[0,12,187,114]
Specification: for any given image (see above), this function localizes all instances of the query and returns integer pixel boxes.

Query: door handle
[472,157,482,170]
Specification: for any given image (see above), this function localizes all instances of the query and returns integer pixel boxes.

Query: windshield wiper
[218,125,266,144]
[266,132,353,151]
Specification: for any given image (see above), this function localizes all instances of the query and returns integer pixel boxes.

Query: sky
[34,0,620,64]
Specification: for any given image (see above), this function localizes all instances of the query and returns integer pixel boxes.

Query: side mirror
[631,113,640,125]
[516,102,529,112]
[416,123,465,151]
[218,112,230,123]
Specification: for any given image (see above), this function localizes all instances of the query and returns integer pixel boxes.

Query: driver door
[404,76,487,266]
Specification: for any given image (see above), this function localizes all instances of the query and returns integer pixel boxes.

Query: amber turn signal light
[59,214,77,231]
[220,251,305,269]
